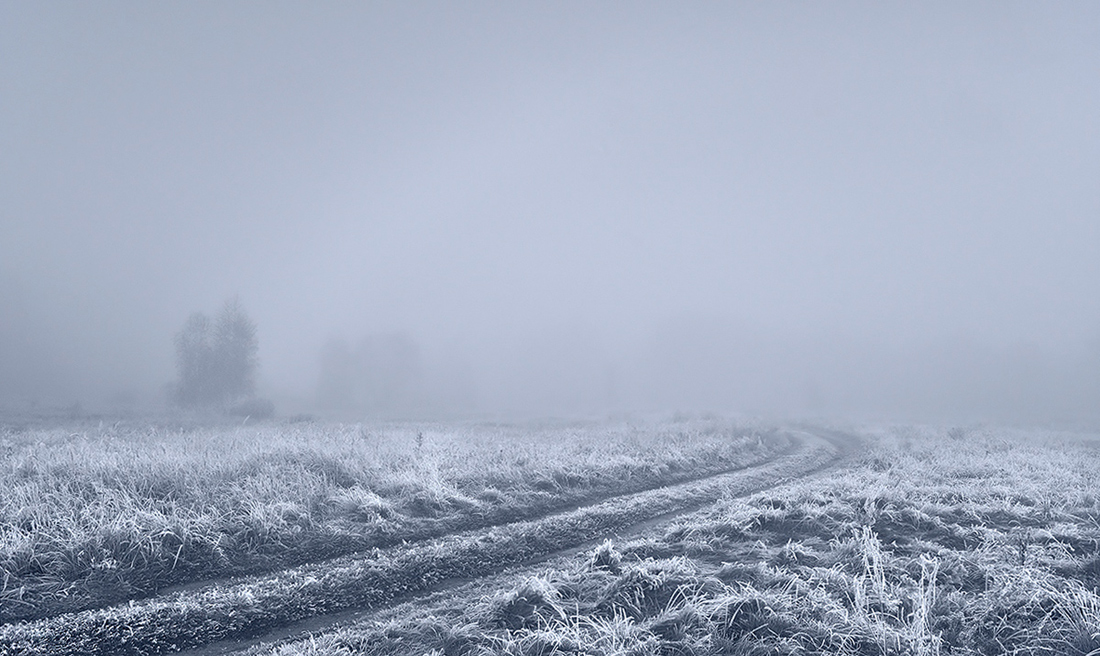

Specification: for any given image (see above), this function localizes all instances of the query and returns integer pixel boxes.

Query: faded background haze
[2,2,1099,421]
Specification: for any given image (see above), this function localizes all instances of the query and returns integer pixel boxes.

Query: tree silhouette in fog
[173,298,258,408]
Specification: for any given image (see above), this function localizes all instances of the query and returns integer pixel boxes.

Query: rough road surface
[0,427,862,656]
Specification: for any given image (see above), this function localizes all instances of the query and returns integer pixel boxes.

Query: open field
[0,416,791,630]
[10,420,1097,656]
[222,424,1100,656]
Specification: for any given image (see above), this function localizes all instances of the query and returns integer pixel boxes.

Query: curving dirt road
[182,427,862,656]
[0,426,862,656]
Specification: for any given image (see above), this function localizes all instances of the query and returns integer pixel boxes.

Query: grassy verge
[0,429,837,656]
[0,417,786,622]
[250,425,1100,656]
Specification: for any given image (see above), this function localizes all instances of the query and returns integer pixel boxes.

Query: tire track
[182,428,860,656]
[7,432,793,625]
[0,428,861,656]
[155,431,798,601]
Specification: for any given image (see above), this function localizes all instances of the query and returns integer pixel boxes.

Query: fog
[2,3,1099,422]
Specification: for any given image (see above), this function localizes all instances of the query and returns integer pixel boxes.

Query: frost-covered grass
[0,434,834,656]
[0,416,782,623]
[265,425,1100,656]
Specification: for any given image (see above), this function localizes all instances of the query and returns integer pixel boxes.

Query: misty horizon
[2,3,1098,422]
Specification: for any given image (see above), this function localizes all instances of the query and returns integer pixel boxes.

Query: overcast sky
[2,2,1099,419]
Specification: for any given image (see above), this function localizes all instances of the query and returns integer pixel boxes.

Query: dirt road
[0,427,861,656]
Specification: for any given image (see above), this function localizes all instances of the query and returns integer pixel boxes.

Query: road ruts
[180,427,862,656]
[0,427,863,656]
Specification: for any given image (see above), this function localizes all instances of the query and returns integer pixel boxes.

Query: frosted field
[5,417,1100,655]
[0,416,786,626]
[240,425,1100,656]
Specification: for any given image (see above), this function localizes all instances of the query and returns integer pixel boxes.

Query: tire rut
[155,434,798,601]
[179,428,861,656]
[0,428,861,656]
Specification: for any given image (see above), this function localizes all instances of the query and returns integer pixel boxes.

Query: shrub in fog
[173,297,259,408]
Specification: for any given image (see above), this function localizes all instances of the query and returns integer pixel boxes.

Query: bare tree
[173,297,258,408]
[213,297,258,402]
[174,312,216,407]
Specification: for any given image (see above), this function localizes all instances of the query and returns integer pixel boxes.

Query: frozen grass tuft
[587,539,623,574]
[483,576,565,631]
